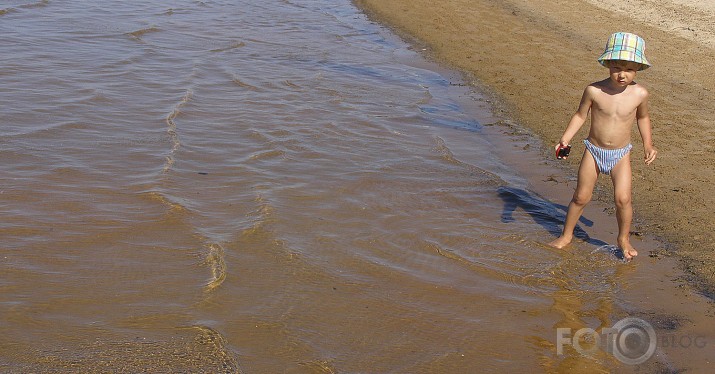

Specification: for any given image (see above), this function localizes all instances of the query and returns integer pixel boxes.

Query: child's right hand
[555,143,571,159]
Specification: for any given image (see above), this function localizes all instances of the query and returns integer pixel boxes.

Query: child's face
[607,60,640,87]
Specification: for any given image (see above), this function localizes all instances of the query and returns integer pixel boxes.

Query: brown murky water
[2,0,714,372]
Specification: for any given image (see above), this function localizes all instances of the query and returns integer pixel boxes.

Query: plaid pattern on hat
[597,32,651,70]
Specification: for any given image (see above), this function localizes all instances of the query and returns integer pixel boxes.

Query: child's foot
[549,236,572,249]
[618,239,638,260]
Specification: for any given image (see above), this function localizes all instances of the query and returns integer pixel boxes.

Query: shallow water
[1,0,713,372]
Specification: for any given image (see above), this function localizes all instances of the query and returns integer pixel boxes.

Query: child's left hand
[644,147,658,165]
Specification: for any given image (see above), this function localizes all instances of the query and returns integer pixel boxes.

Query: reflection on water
[0,0,687,372]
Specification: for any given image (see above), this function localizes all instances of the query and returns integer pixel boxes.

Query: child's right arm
[555,86,594,150]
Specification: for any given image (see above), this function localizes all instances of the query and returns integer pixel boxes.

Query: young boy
[549,32,658,260]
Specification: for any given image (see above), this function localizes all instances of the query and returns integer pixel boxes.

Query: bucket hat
[597,32,650,70]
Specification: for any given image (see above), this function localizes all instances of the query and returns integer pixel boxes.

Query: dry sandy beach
[354,0,715,295]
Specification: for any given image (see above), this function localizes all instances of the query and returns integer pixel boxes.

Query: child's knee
[614,193,632,208]
[572,191,592,206]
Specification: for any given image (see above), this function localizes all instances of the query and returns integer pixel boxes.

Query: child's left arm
[636,92,658,165]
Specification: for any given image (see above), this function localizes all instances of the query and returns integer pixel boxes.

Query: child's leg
[550,150,599,248]
[610,153,638,259]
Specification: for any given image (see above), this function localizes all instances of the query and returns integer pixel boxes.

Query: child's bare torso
[587,80,646,149]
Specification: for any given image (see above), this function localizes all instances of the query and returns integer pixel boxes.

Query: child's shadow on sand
[497,186,622,258]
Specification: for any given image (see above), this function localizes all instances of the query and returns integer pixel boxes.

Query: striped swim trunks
[583,139,632,175]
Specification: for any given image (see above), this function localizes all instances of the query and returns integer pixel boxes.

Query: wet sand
[353,0,715,296]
